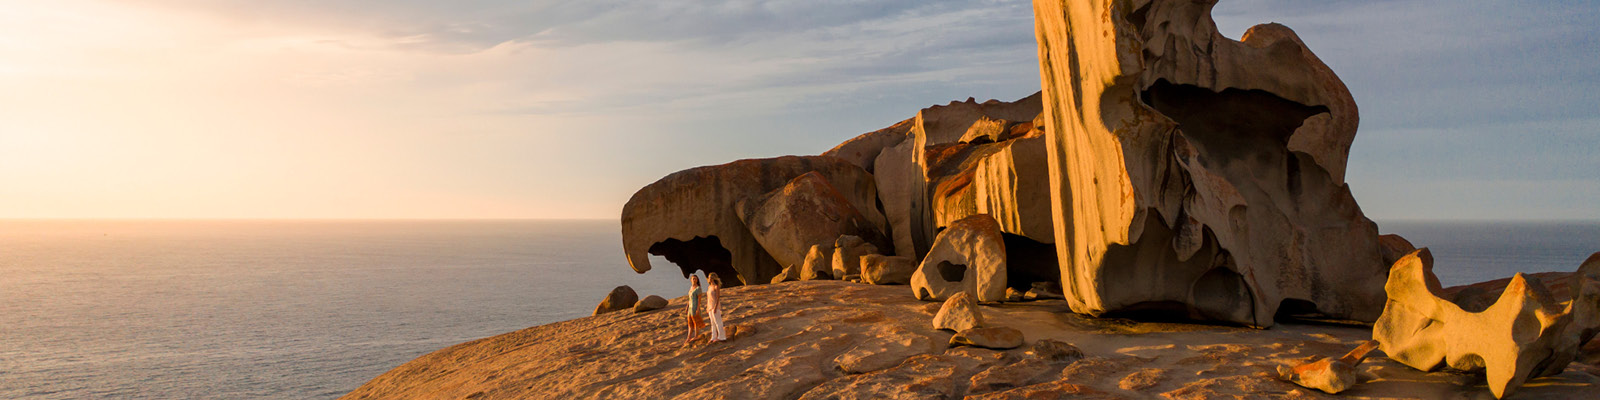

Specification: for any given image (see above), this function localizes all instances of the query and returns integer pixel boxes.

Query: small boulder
[1279,340,1379,394]
[1005,287,1026,302]
[932,292,984,332]
[633,295,668,313]
[1027,339,1084,364]
[950,327,1024,350]
[861,254,917,285]
[593,285,639,316]
[1023,281,1065,300]
[770,264,802,284]
[800,245,834,280]
[911,214,1008,302]
[831,235,880,279]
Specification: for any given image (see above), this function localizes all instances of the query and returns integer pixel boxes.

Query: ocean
[1,219,1596,399]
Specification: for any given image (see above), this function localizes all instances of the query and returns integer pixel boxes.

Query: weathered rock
[346,281,1600,400]
[861,254,917,285]
[831,235,880,280]
[633,295,668,313]
[911,214,1008,302]
[1377,234,1417,268]
[1278,340,1378,394]
[737,172,890,275]
[1033,0,1389,327]
[622,156,886,285]
[932,291,985,332]
[799,354,964,400]
[963,381,1123,400]
[593,285,638,316]
[1373,249,1600,398]
[968,358,1053,394]
[951,327,1024,350]
[770,264,801,284]
[1117,368,1168,391]
[863,93,1043,261]
[1028,339,1084,364]
[832,331,934,374]
[1023,281,1065,300]
[926,131,1054,245]
[822,119,913,173]
[874,135,933,260]
[800,244,834,281]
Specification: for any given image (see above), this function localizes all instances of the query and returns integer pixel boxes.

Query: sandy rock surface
[343,282,1600,400]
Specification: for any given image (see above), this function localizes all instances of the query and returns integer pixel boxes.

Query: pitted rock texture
[912,214,1009,302]
[1373,249,1600,398]
[621,156,884,286]
[1033,0,1387,326]
[737,172,890,274]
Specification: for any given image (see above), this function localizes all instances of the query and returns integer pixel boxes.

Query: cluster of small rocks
[592,285,668,316]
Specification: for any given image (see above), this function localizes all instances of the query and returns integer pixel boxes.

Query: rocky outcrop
[861,255,917,285]
[822,119,913,173]
[593,285,638,316]
[737,172,890,273]
[860,94,1045,261]
[346,281,1600,399]
[912,215,1008,302]
[621,156,885,285]
[1033,0,1387,326]
[1373,249,1600,398]
[926,128,1053,245]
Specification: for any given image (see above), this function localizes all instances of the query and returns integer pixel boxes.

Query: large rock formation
[621,156,886,285]
[1373,249,1600,398]
[736,172,890,272]
[867,94,1047,262]
[1032,0,1387,326]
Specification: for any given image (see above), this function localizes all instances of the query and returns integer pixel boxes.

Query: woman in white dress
[705,273,727,342]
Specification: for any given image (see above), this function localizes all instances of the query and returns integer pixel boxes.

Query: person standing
[705,273,727,342]
[684,275,704,345]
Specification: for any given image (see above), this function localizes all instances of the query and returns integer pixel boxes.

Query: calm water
[0,220,685,399]
[1,220,1596,399]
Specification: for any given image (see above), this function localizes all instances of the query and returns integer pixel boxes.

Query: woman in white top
[705,273,727,342]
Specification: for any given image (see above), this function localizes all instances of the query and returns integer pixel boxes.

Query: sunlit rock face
[1374,250,1600,399]
[621,156,886,286]
[1033,0,1386,326]
[867,95,1044,262]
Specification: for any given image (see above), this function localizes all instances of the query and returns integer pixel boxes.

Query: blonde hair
[707,272,722,287]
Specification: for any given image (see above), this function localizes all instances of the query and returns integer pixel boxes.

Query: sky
[0,0,1594,221]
